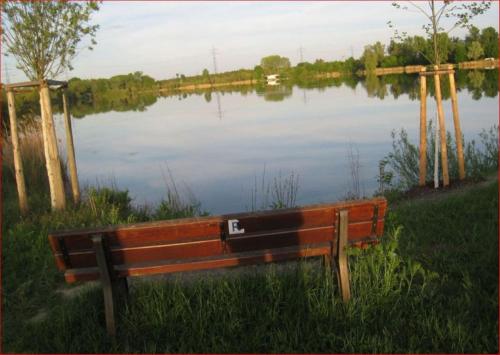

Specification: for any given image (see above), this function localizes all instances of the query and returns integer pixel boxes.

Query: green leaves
[260,55,291,74]
[2,1,101,80]
[389,0,492,65]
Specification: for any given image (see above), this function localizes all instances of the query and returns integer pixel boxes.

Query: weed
[381,123,498,189]
[345,142,365,200]
[248,167,300,211]
[155,165,206,219]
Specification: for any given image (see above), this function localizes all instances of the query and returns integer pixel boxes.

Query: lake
[55,71,498,214]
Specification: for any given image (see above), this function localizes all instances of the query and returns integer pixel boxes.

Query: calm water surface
[55,73,498,214]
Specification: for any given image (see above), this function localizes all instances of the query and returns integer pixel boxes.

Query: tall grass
[380,123,498,189]
[2,119,52,226]
[248,166,300,211]
[156,165,206,219]
[345,142,365,200]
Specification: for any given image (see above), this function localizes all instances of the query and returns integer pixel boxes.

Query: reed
[381,124,498,189]
[248,167,300,211]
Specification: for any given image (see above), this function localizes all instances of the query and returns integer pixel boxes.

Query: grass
[381,123,498,190]
[3,181,498,352]
[2,121,498,353]
[247,166,300,211]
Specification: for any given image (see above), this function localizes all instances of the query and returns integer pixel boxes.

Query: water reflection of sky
[55,82,498,214]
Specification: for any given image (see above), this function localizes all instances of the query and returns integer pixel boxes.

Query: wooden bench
[48,197,387,336]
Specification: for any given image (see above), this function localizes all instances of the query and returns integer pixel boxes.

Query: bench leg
[322,253,332,270]
[92,235,127,337]
[336,210,351,302]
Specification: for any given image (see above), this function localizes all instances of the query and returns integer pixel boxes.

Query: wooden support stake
[336,210,351,302]
[447,65,466,180]
[6,90,29,214]
[433,66,449,187]
[434,112,440,189]
[419,68,427,186]
[62,89,80,203]
[40,82,66,210]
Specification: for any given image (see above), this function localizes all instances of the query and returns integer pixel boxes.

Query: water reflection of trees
[70,92,158,118]
[255,83,293,102]
[2,70,497,123]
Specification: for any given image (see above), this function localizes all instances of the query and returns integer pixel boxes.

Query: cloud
[3,1,498,81]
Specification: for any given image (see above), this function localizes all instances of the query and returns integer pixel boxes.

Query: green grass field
[3,174,498,352]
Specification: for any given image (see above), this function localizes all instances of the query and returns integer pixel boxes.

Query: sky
[2,1,499,82]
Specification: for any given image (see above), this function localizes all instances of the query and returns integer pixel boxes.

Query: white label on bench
[228,219,245,235]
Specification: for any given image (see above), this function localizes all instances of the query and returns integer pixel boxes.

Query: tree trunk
[62,89,80,203]
[39,82,66,210]
[447,65,466,180]
[6,90,29,214]
[418,68,427,186]
[433,66,449,187]
[430,0,440,65]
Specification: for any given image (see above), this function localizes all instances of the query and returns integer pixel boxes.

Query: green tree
[480,27,499,58]
[362,46,379,71]
[200,68,209,81]
[260,55,291,74]
[362,42,386,70]
[2,1,100,80]
[451,39,468,62]
[253,65,264,79]
[467,41,484,60]
[372,41,386,62]
[466,25,481,44]
[389,1,491,65]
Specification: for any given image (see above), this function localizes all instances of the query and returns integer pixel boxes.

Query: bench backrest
[49,198,387,283]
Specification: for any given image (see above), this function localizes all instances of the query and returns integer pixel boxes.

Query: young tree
[2,1,100,80]
[2,1,100,210]
[389,1,490,187]
[389,0,492,65]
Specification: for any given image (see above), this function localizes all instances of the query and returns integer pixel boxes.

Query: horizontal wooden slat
[64,244,332,283]
[49,220,222,253]
[49,198,386,252]
[53,218,384,271]
[50,208,335,253]
[54,226,336,269]
[51,198,387,277]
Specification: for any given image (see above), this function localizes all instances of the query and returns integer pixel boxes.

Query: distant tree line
[2,25,497,125]
[159,25,498,87]
[362,26,498,70]
[67,71,157,104]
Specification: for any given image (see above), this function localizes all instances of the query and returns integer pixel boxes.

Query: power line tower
[298,46,304,63]
[211,46,219,74]
[210,46,223,119]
